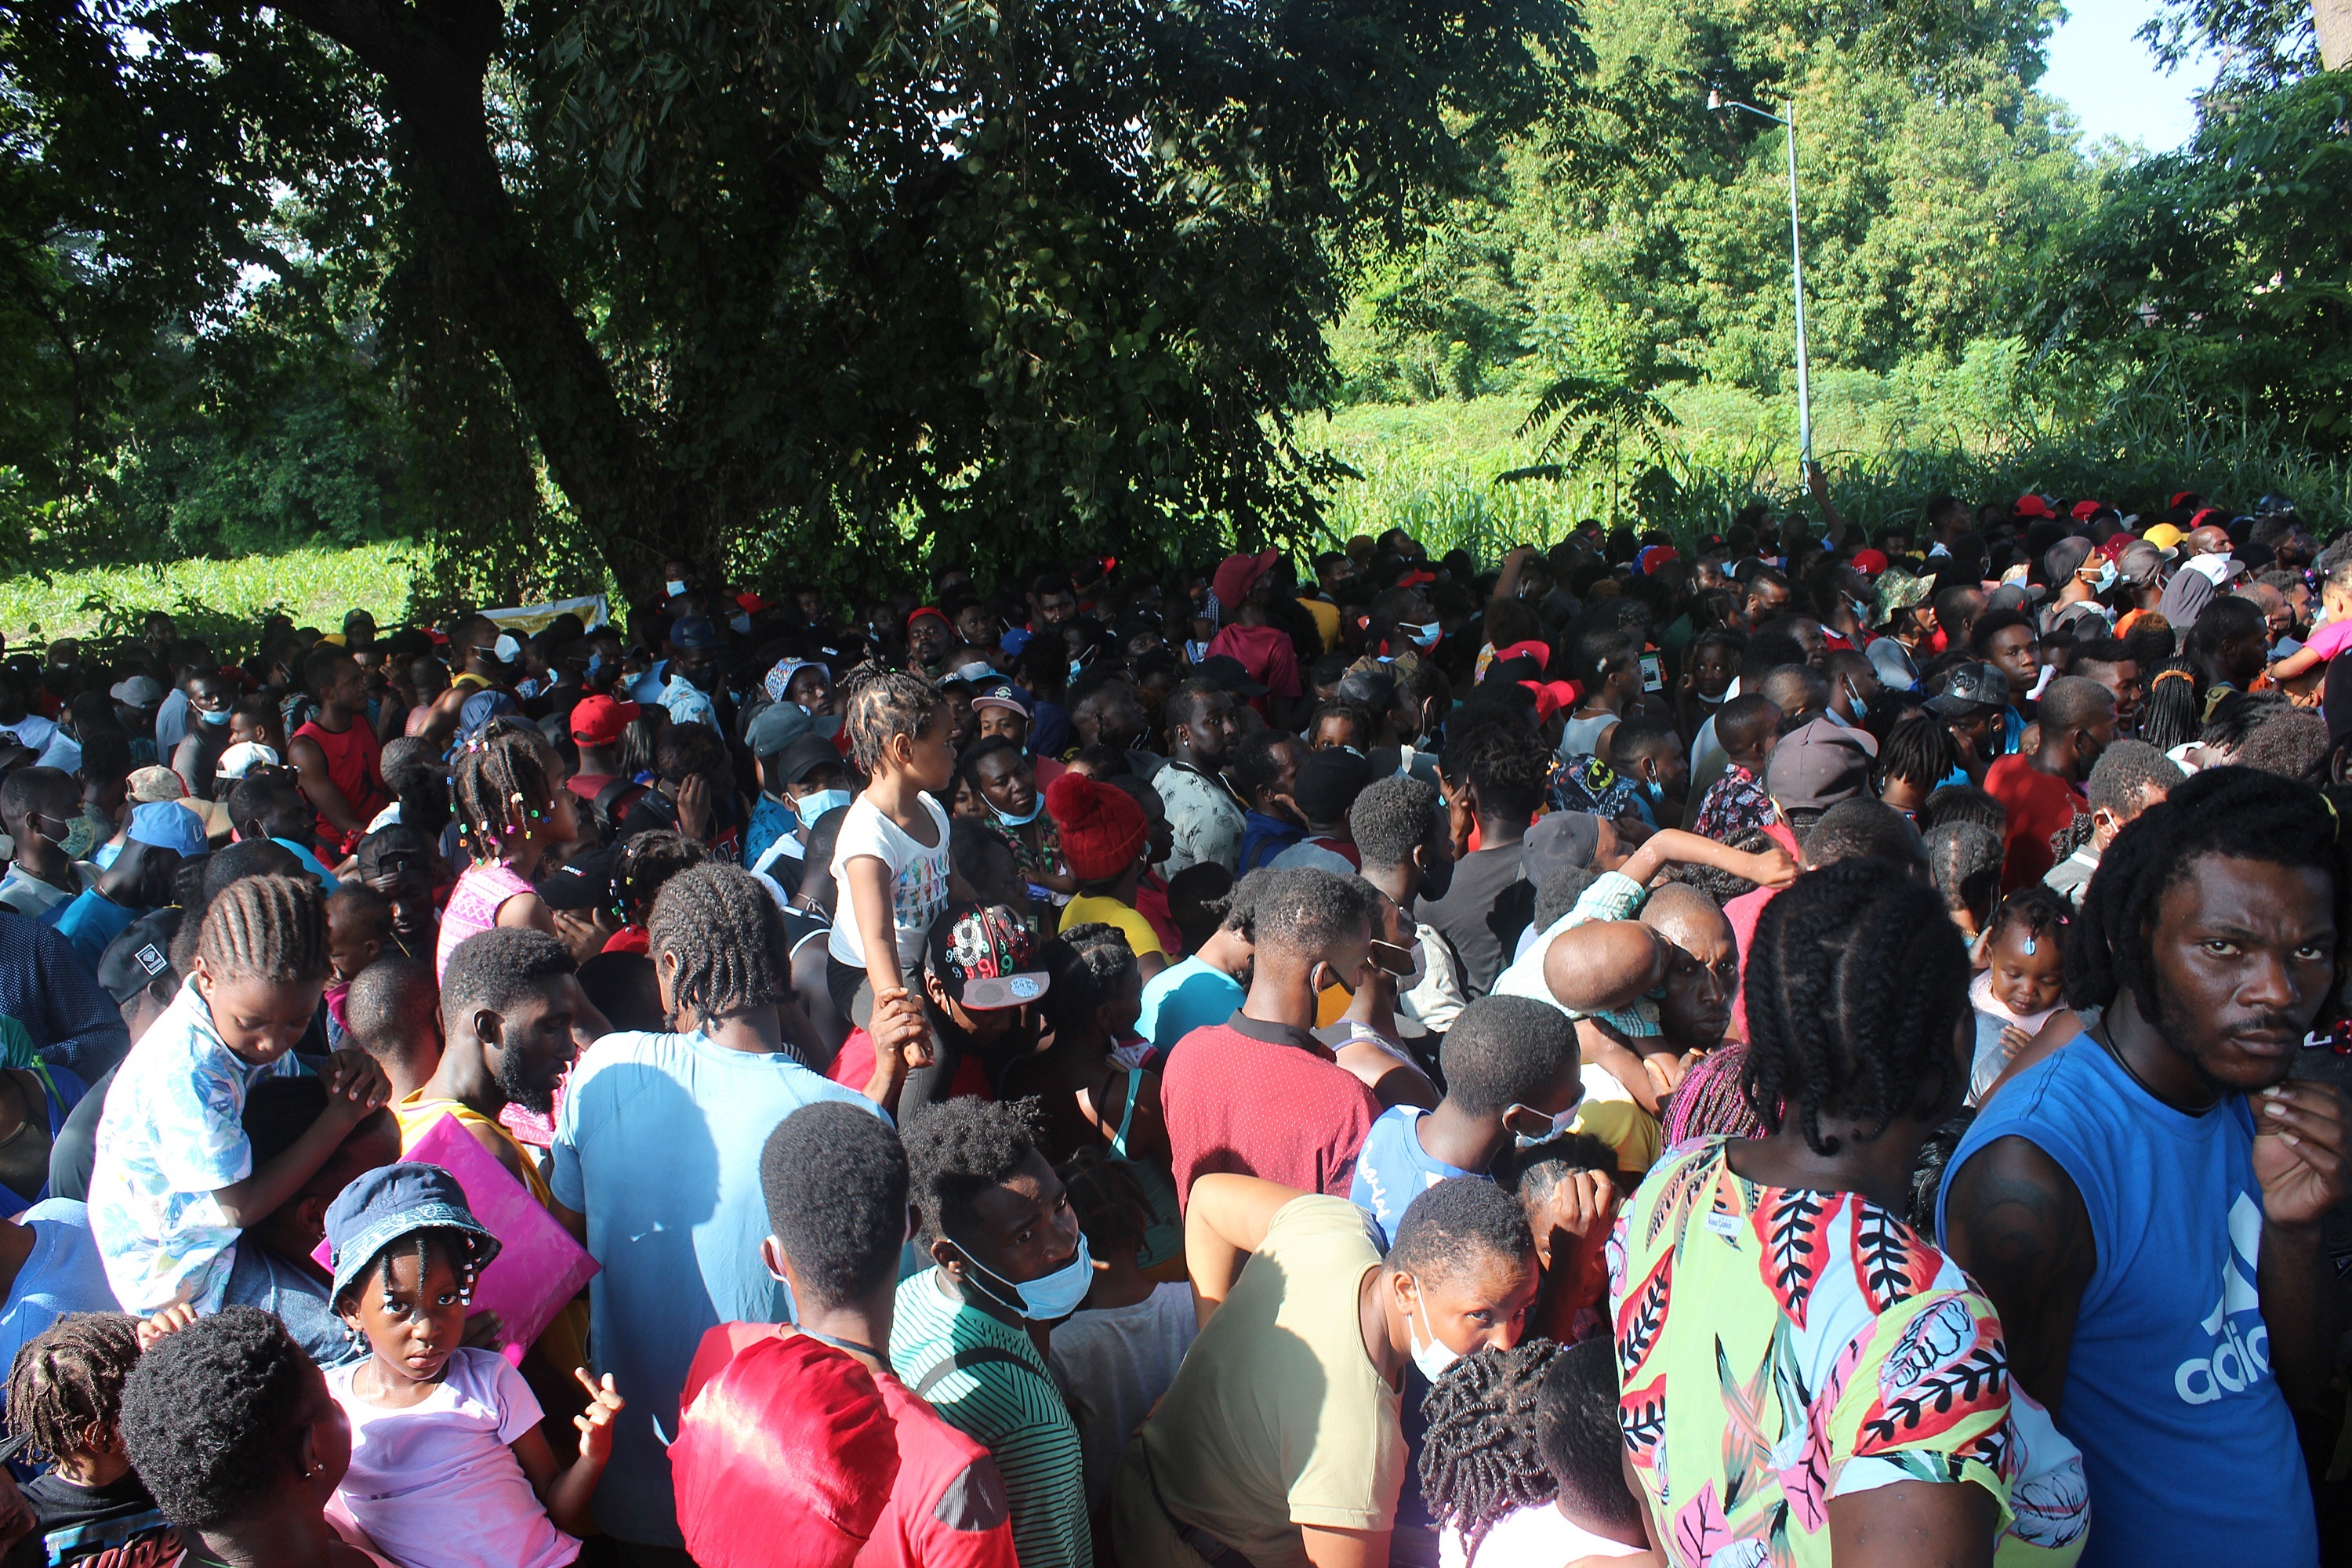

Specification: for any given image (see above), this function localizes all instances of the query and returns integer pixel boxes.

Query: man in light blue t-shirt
[1346,996,1577,1246]
[550,864,883,1552]
[1135,907,1250,1056]
[0,1200,121,1378]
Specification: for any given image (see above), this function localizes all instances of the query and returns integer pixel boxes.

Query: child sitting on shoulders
[88,875,393,1315]
[9,1312,180,1567]
[323,1163,622,1568]
[1967,886,2071,1104]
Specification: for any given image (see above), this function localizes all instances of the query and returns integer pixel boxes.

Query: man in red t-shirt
[1204,550,1303,720]
[289,647,387,856]
[1160,866,1383,1206]
[677,1101,1018,1568]
[1985,676,2115,891]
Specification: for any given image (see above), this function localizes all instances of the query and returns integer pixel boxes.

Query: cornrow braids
[198,874,331,984]
[449,718,558,864]
[1741,860,1970,1156]
[614,829,706,924]
[844,669,944,774]
[648,862,793,1022]
[1660,1043,1769,1145]
[1418,1338,1565,1568]
[7,1312,142,1464]
[2069,764,2352,1015]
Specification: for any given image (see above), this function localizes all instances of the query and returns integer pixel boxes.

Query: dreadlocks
[1742,860,1970,1156]
[1879,711,1959,791]
[648,862,793,1022]
[7,1312,142,1464]
[2068,764,2350,1014]
[198,874,331,984]
[449,718,558,863]
[1418,1338,1565,1567]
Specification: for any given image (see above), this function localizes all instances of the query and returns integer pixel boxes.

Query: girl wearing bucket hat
[323,1162,623,1568]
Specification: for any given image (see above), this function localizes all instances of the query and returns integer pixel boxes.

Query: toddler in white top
[321,1162,622,1568]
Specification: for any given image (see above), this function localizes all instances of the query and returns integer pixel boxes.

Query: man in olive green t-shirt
[1113,1176,1539,1568]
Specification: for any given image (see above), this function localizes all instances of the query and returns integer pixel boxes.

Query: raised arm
[1185,1173,1304,1325]
[1613,827,1796,891]
[1937,1134,2096,1418]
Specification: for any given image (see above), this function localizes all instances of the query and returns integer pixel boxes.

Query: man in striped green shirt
[894,1098,1094,1568]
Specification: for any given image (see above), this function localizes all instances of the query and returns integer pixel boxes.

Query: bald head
[2187,525,2232,557]
[1543,920,1668,1019]
[1642,883,1732,949]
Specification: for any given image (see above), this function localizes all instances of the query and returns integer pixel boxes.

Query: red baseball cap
[1849,548,1888,577]
[735,591,772,614]
[906,605,950,632]
[571,693,642,748]
[2015,494,2054,520]
[2070,500,2105,521]
[1212,550,1281,609]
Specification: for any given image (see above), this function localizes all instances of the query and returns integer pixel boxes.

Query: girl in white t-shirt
[827,671,974,1095]
[1422,1338,1659,1568]
[323,1164,623,1568]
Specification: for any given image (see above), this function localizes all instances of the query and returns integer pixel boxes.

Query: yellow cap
[2143,523,2184,551]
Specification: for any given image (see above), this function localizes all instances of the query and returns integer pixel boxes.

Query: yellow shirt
[1061,895,1164,958]
[1297,597,1341,654]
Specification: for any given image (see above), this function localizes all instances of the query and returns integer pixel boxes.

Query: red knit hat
[673,1328,900,1568]
[1045,771,1148,882]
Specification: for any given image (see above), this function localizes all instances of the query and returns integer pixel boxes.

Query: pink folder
[313,1113,600,1367]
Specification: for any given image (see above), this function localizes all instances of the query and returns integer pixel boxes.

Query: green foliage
[0,543,416,650]
[2034,72,2352,452]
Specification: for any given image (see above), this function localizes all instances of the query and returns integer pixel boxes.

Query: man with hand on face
[1114,1174,1537,1568]
[1153,678,1247,877]
[892,1097,1092,1568]
[1941,767,2347,1568]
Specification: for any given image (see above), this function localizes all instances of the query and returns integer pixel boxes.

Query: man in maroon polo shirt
[1160,866,1383,1206]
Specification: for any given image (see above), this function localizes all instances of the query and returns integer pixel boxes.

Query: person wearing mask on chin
[893,1097,1096,1568]
[0,768,91,918]
[1360,586,1445,668]
[1112,1174,1538,1568]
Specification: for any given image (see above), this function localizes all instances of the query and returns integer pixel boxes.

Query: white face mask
[1407,1275,1459,1381]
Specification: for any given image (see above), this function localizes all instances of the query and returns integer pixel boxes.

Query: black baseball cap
[537,844,619,912]
[1193,654,1269,697]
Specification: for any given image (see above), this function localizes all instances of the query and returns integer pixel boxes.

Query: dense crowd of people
[0,488,2341,1567]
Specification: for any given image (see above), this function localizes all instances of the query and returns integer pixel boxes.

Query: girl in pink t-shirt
[2263,563,2352,685]
[435,722,579,979]
[325,1166,622,1568]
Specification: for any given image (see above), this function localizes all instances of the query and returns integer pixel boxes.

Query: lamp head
[1706,87,1723,111]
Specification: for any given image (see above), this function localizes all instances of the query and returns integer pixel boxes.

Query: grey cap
[1925,661,2012,717]
[1763,717,1879,813]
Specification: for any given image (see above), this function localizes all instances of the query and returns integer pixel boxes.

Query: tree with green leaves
[3,0,1584,597]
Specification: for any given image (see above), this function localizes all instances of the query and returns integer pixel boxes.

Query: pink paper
[312,1113,600,1367]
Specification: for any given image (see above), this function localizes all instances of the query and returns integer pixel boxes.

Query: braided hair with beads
[6,1312,142,1464]
[1740,859,1971,1157]
[198,873,332,984]
[647,861,793,1023]
[1418,1338,1566,1567]
[2067,764,2351,1017]
[449,717,558,864]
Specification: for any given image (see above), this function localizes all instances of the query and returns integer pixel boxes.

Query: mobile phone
[1640,651,1664,693]
[1369,938,1417,976]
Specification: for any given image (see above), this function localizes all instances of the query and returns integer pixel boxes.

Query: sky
[2038,0,2216,152]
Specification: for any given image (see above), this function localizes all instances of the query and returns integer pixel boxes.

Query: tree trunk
[269,0,714,600]
[2319,0,2352,71]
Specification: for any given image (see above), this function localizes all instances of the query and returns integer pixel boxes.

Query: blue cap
[323,1163,501,1310]
[126,800,208,858]
[671,615,721,650]
[1000,627,1034,657]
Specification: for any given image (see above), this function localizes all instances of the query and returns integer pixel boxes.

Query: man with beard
[1152,678,1245,876]
[1940,767,2347,1568]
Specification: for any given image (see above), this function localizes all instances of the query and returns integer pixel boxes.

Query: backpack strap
[913,1345,1058,1400]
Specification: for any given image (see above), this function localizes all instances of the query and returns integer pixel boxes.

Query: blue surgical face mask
[587,652,606,681]
[992,798,1042,828]
[1509,1102,1581,1149]
[729,612,753,636]
[794,788,852,829]
[960,1234,1094,1321]
[1069,659,1086,681]
[1644,777,1664,802]
[1408,620,1442,650]
[666,579,688,598]
[199,706,232,726]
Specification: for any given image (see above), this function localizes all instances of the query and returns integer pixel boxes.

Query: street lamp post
[1708,88,1813,470]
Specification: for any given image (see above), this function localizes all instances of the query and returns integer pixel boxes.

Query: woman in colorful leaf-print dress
[1610,862,2089,1567]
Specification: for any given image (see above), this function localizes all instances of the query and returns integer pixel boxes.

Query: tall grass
[2,543,420,650]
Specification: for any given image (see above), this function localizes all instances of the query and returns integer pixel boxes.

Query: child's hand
[572,1369,623,1464]
[1998,1023,2032,1062]
[320,1049,393,1116]
[462,1309,506,1350]
[136,1304,198,1351]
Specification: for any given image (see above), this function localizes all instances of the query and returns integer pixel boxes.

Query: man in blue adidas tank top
[1940,766,2344,1567]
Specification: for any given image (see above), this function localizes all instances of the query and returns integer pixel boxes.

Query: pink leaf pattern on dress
[1670,1479,1731,1565]
[1751,1186,1840,1329]
[1848,1200,1940,1312]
